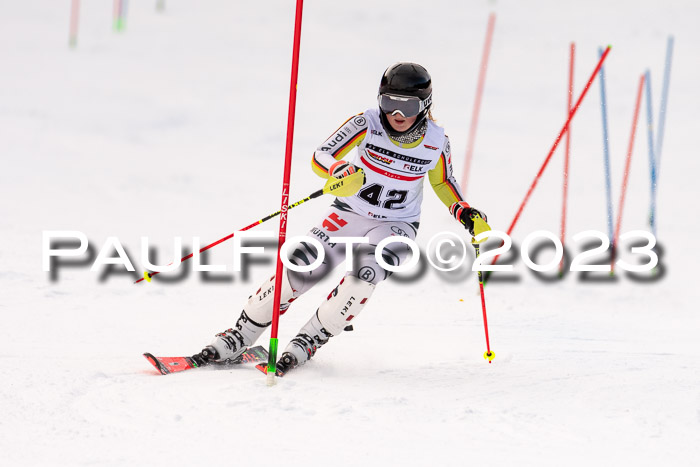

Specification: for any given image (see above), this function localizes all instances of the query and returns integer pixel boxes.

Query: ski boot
[274,352,299,376]
[205,272,297,364]
[190,346,220,367]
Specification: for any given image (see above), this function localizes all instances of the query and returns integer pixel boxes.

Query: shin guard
[317,275,375,336]
[243,270,297,325]
[283,275,375,365]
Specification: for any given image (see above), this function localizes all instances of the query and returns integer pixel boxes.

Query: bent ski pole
[135,170,364,284]
[470,214,494,363]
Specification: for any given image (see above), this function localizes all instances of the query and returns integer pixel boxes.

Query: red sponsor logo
[322,212,348,231]
[367,150,394,165]
[360,155,422,181]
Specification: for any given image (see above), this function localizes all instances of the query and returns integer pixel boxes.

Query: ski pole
[134,171,364,284]
[470,214,494,363]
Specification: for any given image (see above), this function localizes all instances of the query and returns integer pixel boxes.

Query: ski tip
[143,353,169,375]
[255,362,285,378]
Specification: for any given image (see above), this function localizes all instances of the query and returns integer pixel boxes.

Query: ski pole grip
[322,169,365,197]
[471,214,491,244]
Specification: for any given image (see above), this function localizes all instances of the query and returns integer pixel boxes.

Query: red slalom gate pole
[559,42,575,274]
[612,74,645,273]
[267,0,304,385]
[69,0,80,48]
[488,46,611,272]
[460,12,496,195]
[113,0,120,29]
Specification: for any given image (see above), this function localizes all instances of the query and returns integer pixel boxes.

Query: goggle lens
[378,94,430,118]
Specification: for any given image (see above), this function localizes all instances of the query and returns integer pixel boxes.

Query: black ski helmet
[378,62,432,137]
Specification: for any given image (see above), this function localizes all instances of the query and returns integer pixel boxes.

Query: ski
[144,345,269,375]
[255,363,287,377]
[255,352,300,377]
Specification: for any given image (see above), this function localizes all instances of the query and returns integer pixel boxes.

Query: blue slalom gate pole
[598,47,614,243]
[644,70,657,237]
[656,36,674,177]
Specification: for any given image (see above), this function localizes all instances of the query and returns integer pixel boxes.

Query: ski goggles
[378,93,432,118]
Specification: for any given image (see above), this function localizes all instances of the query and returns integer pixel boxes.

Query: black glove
[450,201,487,236]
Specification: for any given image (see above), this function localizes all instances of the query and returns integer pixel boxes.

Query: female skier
[193,62,487,375]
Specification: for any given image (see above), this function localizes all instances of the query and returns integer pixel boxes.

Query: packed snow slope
[1,1,699,466]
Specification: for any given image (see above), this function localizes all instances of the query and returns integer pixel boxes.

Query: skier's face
[385,112,417,133]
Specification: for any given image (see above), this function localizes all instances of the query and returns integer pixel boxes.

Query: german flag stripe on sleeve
[312,113,368,175]
[330,129,367,159]
[444,178,462,202]
[439,153,448,180]
[312,153,328,173]
[441,153,462,201]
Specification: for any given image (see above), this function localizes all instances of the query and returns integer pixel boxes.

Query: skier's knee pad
[287,241,335,295]
[317,275,375,336]
[243,269,297,325]
[353,239,414,285]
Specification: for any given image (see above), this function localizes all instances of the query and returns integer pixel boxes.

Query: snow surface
[2,0,700,465]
